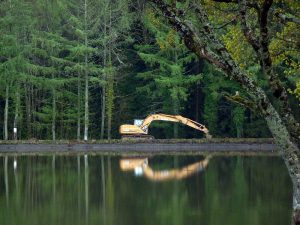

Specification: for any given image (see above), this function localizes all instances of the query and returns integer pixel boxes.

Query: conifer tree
[0,0,33,140]
[91,0,133,139]
[136,9,201,137]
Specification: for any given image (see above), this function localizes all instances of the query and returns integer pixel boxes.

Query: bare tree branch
[238,0,260,52]
[223,92,258,112]
[258,0,290,99]
[214,16,237,29]
[259,0,273,60]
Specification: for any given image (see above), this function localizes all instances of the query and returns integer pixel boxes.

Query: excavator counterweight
[119,114,211,139]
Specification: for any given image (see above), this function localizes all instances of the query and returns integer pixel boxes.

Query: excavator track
[121,134,154,140]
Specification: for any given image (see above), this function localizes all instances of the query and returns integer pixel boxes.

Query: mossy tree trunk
[148,0,300,222]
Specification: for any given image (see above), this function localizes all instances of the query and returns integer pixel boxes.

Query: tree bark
[173,93,179,138]
[100,86,106,139]
[31,85,36,138]
[101,2,107,140]
[52,84,56,141]
[84,59,89,141]
[107,6,113,140]
[83,0,89,141]
[25,83,31,138]
[77,72,81,141]
[4,85,9,140]
[106,73,113,140]
[173,51,179,138]
[13,89,20,140]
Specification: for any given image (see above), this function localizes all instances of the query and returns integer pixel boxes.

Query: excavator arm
[140,114,209,135]
[119,113,211,139]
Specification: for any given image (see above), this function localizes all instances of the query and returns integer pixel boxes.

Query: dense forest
[0,0,299,140]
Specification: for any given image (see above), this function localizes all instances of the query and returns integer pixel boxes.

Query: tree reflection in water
[4,156,9,207]
[0,154,293,225]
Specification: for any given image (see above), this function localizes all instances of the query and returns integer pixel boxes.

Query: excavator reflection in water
[119,114,211,139]
[120,156,211,182]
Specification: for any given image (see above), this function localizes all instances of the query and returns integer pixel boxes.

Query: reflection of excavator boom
[120,156,211,182]
[119,114,211,139]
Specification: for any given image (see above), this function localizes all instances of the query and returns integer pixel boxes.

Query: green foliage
[136,9,201,119]
[202,63,269,138]
[1,0,294,140]
[269,21,300,102]
[222,25,256,69]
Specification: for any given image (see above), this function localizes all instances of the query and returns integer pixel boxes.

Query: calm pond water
[0,155,293,225]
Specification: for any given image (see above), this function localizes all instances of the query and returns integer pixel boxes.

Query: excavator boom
[119,113,211,139]
[141,114,209,134]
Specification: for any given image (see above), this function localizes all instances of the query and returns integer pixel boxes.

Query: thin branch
[260,0,273,45]
[275,12,300,25]
[238,0,260,52]
[223,92,258,112]
[214,16,237,29]
[113,50,124,65]
[259,0,284,96]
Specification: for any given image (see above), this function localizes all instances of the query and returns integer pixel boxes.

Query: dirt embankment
[0,138,275,145]
[0,138,277,156]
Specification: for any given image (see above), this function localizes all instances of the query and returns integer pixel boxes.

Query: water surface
[0,155,292,225]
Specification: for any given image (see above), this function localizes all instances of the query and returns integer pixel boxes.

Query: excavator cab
[134,119,144,126]
[134,119,149,133]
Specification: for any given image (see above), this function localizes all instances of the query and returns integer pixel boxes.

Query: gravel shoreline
[0,139,278,156]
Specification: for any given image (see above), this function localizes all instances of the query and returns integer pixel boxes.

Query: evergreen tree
[0,0,33,140]
[136,9,201,137]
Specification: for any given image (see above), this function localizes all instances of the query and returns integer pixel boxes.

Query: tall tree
[95,0,133,139]
[148,0,300,222]
[0,0,33,140]
[136,9,201,137]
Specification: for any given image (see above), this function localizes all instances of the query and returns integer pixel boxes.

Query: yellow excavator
[120,156,211,181]
[119,113,211,139]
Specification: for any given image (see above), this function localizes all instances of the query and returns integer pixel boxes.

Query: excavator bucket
[205,133,212,139]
